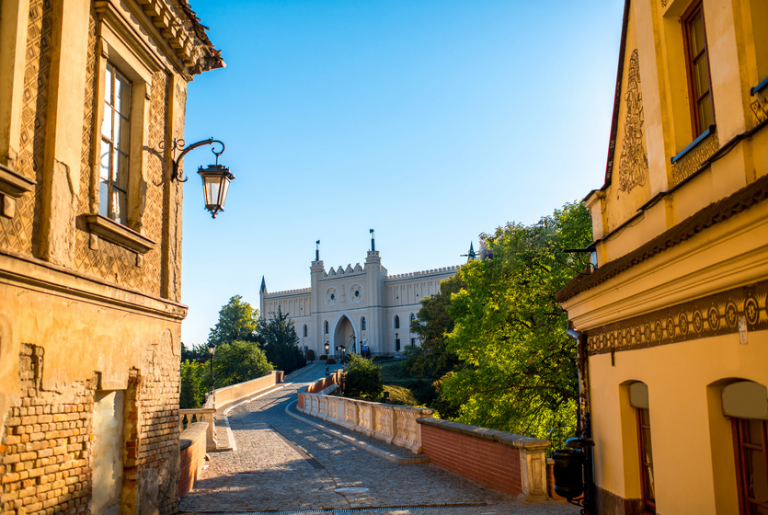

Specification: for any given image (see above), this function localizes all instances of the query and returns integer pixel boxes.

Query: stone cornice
[0,248,187,321]
[0,164,35,198]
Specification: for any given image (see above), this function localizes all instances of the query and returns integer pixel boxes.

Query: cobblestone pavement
[178,367,579,515]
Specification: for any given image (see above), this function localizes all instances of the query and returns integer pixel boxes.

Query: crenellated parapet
[386,266,459,281]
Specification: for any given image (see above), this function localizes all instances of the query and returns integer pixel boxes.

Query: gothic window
[324,320,329,334]
[683,1,714,137]
[303,324,308,337]
[361,316,367,331]
[99,64,131,224]
[394,315,400,329]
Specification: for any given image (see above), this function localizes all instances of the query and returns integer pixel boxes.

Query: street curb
[285,401,430,465]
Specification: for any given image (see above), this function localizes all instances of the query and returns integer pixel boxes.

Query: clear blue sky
[180,0,625,346]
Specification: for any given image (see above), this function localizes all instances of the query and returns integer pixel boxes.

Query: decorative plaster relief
[586,278,768,355]
[617,50,649,197]
[671,131,720,186]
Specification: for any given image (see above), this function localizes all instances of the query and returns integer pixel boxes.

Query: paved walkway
[178,366,580,515]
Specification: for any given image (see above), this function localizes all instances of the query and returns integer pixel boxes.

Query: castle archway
[332,314,358,356]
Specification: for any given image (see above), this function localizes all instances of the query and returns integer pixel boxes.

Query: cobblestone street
[178,367,580,515]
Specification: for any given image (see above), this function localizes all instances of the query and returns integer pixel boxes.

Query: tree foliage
[181,342,209,363]
[441,202,592,440]
[207,295,260,348]
[343,354,383,400]
[258,307,306,374]
[402,274,466,378]
[212,340,273,388]
[180,360,209,409]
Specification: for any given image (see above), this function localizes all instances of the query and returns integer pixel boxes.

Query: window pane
[645,466,656,502]
[112,188,127,225]
[115,73,131,116]
[100,139,112,181]
[693,56,710,98]
[643,427,653,464]
[745,420,764,447]
[99,181,109,217]
[104,66,113,103]
[698,94,713,131]
[102,102,112,139]
[690,12,705,55]
[747,447,768,502]
[115,150,129,191]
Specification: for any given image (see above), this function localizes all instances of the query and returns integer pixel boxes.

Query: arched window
[303,324,308,337]
[324,320,329,334]
[629,382,654,513]
[394,315,400,329]
[361,316,367,331]
[410,313,416,327]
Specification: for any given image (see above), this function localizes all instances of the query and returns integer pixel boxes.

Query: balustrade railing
[179,408,217,451]
[297,392,434,453]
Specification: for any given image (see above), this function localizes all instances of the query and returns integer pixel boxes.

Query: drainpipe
[568,326,596,515]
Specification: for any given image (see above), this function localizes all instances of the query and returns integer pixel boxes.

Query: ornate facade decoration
[585,279,768,355]
[671,130,720,186]
[617,50,648,196]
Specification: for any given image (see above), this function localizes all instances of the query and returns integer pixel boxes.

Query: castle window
[682,1,714,137]
[361,317,367,331]
[303,324,308,337]
[99,64,131,224]
[324,320,329,334]
[394,315,400,329]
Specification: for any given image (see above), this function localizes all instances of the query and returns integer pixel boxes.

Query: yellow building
[556,0,768,513]
[0,0,221,512]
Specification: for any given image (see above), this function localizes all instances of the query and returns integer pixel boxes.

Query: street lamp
[170,138,235,219]
[324,342,330,375]
[207,342,217,392]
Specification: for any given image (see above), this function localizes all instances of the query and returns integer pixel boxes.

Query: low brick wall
[178,422,208,497]
[417,418,550,502]
[306,369,343,393]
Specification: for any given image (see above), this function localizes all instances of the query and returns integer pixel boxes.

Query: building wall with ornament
[556,1,768,514]
[260,248,459,357]
[0,0,221,512]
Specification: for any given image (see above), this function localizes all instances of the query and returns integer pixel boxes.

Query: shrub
[319,354,327,360]
[343,353,383,400]
[306,349,315,360]
[326,357,336,364]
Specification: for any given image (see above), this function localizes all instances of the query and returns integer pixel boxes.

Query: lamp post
[207,342,217,392]
[169,138,235,218]
[324,342,330,375]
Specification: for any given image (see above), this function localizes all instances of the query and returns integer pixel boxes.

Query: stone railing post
[519,442,550,501]
[179,408,217,451]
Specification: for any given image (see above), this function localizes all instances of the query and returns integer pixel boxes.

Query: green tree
[181,342,209,363]
[179,360,208,408]
[207,295,260,348]
[258,307,306,374]
[212,340,273,388]
[343,353,383,400]
[403,274,466,378]
[441,202,592,440]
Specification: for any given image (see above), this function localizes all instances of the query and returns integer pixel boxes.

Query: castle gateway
[260,241,460,357]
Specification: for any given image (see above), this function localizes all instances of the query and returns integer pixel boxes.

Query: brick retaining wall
[417,418,550,502]
[178,423,208,497]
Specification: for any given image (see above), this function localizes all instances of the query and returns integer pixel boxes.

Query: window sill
[0,163,36,197]
[83,214,156,254]
[751,76,768,96]
[671,125,716,164]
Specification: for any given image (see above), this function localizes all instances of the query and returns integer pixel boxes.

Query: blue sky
[180,0,625,346]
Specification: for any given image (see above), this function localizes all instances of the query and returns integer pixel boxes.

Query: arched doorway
[333,314,357,356]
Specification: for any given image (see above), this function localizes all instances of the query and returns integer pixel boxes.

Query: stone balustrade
[298,391,434,453]
[179,408,217,451]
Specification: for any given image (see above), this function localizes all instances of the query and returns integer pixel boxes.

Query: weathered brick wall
[122,338,181,515]
[0,345,95,514]
[178,423,207,497]
[420,423,523,496]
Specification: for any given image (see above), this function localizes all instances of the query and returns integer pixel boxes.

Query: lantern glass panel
[219,177,231,208]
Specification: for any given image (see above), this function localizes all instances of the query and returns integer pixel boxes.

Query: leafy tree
[207,295,260,348]
[212,340,273,388]
[181,342,209,363]
[441,202,592,440]
[343,354,383,400]
[179,360,208,408]
[258,307,306,374]
[403,274,466,378]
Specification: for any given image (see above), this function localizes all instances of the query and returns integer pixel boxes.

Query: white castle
[259,235,472,357]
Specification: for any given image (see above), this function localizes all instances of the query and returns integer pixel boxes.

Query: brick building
[0,0,221,513]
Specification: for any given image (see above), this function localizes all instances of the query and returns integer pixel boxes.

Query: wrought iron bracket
[170,137,226,182]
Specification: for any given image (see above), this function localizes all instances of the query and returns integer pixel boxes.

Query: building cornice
[0,249,187,321]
